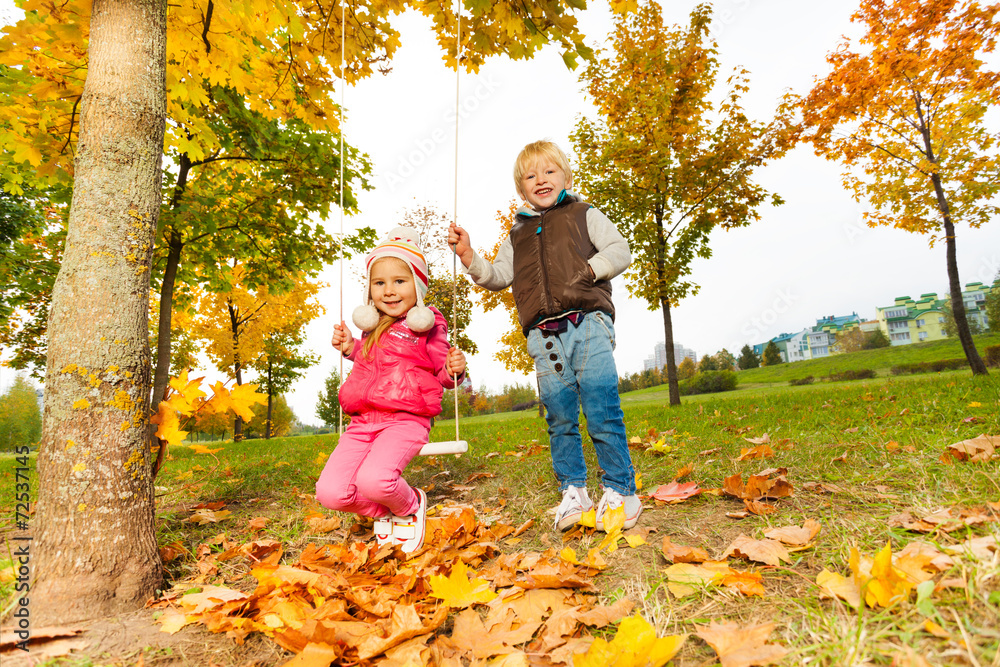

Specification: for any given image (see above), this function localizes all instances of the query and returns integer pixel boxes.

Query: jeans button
[549,353,558,361]
[545,341,553,350]
[554,363,563,372]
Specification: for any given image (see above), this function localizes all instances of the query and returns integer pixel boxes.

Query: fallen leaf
[573,614,686,666]
[673,463,694,481]
[744,433,771,445]
[763,519,821,546]
[661,536,710,563]
[429,560,498,608]
[722,535,789,567]
[816,568,861,608]
[182,509,232,524]
[695,621,788,667]
[942,433,998,463]
[737,444,774,460]
[719,570,765,597]
[650,481,701,504]
[663,561,732,597]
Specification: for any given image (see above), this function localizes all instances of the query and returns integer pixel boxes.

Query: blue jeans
[526,311,636,496]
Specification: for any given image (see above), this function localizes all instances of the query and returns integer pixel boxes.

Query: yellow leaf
[624,533,647,548]
[816,568,861,608]
[573,614,686,667]
[167,369,207,413]
[578,509,597,528]
[429,560,497,608]
[602,504,626,534]
[664,561,732,597]
[229,383,267,421]
[190,445,222,455]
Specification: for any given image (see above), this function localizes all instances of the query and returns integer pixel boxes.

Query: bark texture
[33,0,167,623]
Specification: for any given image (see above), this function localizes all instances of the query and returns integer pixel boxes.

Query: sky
[2,0,1000,426]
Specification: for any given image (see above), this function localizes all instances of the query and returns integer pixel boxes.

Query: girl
[316,227,466,553]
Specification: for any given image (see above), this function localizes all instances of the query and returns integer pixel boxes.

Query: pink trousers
[315,413,428,518]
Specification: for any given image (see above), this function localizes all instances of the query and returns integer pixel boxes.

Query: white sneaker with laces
[595,487,642,532]
[554,485,594,531]
[373,516,394,547]
[392,488,427,553]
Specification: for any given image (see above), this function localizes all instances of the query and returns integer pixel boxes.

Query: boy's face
[520,157,567,211]
[369,257,417,319]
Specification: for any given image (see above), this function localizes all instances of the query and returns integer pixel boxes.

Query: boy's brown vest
[509,197,615,335]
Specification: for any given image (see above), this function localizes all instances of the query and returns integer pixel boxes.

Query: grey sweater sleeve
[586,207,632,280]
[463,235,514,291]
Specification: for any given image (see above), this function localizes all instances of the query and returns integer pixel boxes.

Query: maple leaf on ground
[664,561,733,597]
[650,481,701,504]
[673,463,694,480]
[941,433,998,463]
[661,536,710,563]
[744,433,771,445]
[182,509,232,525]
[816,568,861,609]
[190,445,222,455]
[179,585,249,614]
[573,614,686,667]
[429,560,497,608]
[719,570,765,597]
[737,444,774,460]
[945,534,998,563]
[695,621,788,667]
[722,535,790,567]
[763,519,822,546]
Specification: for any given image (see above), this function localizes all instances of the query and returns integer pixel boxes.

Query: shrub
[679,370,738,395]
[890,358,969,375]
[827,369,877,382]
[789,376,815,386]
[985,344,1000,368]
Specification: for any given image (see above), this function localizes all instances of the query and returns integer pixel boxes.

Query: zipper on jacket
[536,212,552,314]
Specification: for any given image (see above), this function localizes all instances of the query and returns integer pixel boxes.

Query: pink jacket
[339,307,461,418]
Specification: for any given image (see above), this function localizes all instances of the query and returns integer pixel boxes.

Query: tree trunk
[660,298,681,406]
[929,174,988,375]
[265,358,273,439]
[32,0,167,624]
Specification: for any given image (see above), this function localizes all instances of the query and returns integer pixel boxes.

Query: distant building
[876,293,949,345]
[643,342,697,371]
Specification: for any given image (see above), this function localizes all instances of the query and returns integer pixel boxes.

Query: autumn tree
[250,331,317,439]
[698,354,719,372]
[761,341,783,366]
[800,0,1000,376]
[572,1,796,406]
[737,344,760,370]
[243,394,295,439]
[676,356,696,380]
[714,348,736,371]
[28,0,167,624]
[0,375,42,451]
[189,268,323,441]
[833,328,866,354]
[5,0,595,625]
[473,201,534,374]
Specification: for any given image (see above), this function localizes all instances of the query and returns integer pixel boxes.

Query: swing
[337,0,467,457]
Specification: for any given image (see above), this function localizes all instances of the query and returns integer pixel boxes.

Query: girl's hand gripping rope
[446,347,467,377]
[331,321,355,356]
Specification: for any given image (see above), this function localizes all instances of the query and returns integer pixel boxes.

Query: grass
[2,370,999,665]
[735,331,1000,385]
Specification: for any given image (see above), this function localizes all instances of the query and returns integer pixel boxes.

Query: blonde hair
[513,140,573,200]
[361,256,410,357]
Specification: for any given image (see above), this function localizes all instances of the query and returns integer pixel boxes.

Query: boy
[447,140,640,532]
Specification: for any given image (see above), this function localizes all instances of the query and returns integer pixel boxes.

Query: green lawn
[2,369,998,665]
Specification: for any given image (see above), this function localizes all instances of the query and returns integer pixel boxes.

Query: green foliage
[863,329,891,350]
[891,359,972,375]
[826,369,877,382]
[737,344,760,370]
[941,297,985,338]
[761,341,783,366]
[697,354,718,372]
[315,368,343,428]
[788,376,814,387]
[0,375,41,451]
[243,395,295,439]
[678,370,738,395]
[984,344,1000,368]
[986,273,1000,333]
[617,366,666,394]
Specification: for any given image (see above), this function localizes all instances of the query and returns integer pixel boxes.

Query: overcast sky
[2,1,999,426]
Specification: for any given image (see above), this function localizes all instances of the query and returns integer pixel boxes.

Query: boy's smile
[520,158,568,211]
[370,257,417,319]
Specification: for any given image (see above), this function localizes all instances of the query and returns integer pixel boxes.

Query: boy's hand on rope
[446,347,466,377]
[331,321,355,356]
[447,223,474,268]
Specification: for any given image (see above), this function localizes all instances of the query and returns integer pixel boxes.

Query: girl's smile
[369,257,417,318]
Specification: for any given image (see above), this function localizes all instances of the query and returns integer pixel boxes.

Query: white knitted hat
[352,226,435,333]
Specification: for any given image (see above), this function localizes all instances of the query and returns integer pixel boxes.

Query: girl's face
[369,257,417,318]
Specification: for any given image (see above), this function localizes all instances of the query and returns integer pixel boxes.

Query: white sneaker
[392,488,427,553]
[595,487,642,532]
[373,516,394,547]
[554,485,594,531]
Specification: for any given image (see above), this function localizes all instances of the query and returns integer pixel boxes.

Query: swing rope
[450,0,462,444]
[335,0,467,455]
[337,0,346,436]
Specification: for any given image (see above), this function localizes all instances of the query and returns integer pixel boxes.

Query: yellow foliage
[574,614,686,667]
[428,560,497,608]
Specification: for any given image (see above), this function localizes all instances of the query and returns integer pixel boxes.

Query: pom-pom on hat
[352,226,435,333]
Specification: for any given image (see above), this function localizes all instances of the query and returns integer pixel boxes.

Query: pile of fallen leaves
[152,505,678,665]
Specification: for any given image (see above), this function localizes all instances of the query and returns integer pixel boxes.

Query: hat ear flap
[352,304,380,332]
